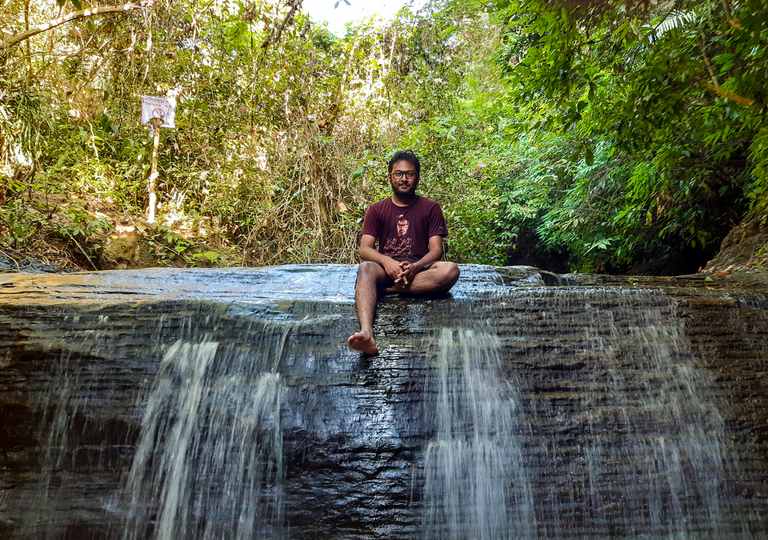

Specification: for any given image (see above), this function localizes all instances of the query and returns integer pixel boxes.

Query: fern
[653,9,698,38]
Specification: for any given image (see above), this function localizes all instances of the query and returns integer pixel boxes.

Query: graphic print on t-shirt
[382,213,413,258]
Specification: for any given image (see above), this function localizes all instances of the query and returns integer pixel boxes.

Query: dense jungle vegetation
[1,0,767,273]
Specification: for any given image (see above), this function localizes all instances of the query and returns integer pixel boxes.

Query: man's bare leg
[348,261,387,355]
[349,261,460,354]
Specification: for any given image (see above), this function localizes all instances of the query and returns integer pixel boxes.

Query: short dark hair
[388,150,420,177]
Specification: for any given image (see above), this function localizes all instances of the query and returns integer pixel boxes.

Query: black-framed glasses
[392,171,417,180]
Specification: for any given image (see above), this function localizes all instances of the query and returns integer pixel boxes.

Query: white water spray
[123,325,290,539]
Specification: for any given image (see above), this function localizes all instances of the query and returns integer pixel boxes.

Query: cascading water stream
[421,327,536,539]
[504,288,734,537]
[123,323,294,540]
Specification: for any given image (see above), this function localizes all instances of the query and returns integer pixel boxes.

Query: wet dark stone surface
[0,265,767,538]
[0,253,66,274]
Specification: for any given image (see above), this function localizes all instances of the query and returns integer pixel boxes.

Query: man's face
[389,159,419,198]
[396,216,408,236]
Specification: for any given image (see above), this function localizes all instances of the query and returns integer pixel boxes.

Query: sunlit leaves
[3,0,766,271]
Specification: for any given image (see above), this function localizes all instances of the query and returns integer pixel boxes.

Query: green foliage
[486,0,768,271]
[141,225,197,266]
[2,0,766,273]
[1,199,38,250]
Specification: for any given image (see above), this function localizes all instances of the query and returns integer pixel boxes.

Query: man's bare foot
[385,280,410,294]
[348,330,378,355]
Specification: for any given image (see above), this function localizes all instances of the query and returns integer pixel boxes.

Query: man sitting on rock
[348,151,460,355]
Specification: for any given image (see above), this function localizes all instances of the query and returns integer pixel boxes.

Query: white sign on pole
[141,96,176,129]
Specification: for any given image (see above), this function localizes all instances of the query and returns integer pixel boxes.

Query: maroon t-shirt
[362,196,448,260]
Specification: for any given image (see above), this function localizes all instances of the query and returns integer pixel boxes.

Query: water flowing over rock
[422,328,535,539]
[0,265,767,538]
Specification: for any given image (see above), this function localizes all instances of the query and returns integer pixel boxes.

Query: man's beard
[392,183,417,199]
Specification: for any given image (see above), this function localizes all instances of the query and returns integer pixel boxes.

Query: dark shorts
[392,257,436,270]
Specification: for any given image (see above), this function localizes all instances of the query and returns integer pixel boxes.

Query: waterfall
[1,265,767,538]
[123,325,291,540]
[422,327,536,539]
[502,288,733,537]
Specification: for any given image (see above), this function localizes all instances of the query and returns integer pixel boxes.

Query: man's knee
[441,262,460,289]
[356,261,388,287]
[358,261,382,278]
[423,261,459,292]
[447,262,460,282]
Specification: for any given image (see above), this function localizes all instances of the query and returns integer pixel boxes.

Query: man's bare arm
[359,234,402,281]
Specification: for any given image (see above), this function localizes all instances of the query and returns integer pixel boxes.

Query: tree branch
[698,81,756,108]
[0,2,151,51]
[719,0,743,29]
[698,36,720,88]
[260,2,299,51]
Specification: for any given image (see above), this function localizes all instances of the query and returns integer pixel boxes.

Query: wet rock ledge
[0,265,767,539]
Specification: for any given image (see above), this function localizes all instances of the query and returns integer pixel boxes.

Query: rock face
[0,265,767,539]
[703,215,768,274]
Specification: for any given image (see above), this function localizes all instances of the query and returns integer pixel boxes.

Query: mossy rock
[102,237,157,269]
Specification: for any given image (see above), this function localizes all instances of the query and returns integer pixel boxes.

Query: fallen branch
[0,2,151,51]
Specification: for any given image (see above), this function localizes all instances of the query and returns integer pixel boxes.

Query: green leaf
[713,53,733,65]
[585,145,594,166]
[352,166,364,179]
